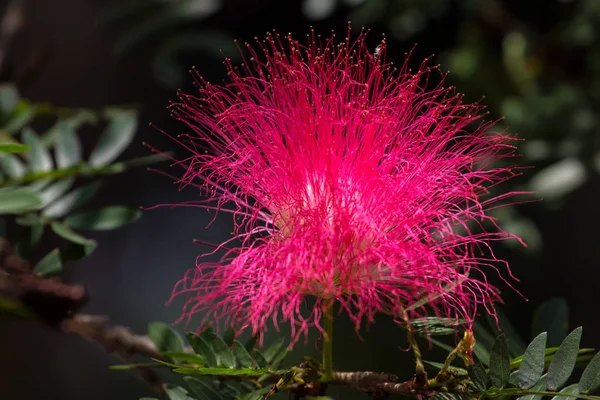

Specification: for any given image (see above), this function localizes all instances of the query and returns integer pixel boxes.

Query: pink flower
[160,28,526,346]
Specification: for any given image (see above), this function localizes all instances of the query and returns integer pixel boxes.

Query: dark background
[1,0,600,399]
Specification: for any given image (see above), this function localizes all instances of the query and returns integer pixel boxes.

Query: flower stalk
[321,300,334,383]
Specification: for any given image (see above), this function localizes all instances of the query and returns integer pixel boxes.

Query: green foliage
[165,384,196,400]
[148,322,185,353]
[490,334,511,388]
[118,327,291,400]
[0,84,165,284]
[411,317,467,336]
[184,377,223,400]
[0,188,42,214]
[518,332,547,389]
[547,328,582,390]
[430,394,471,400]
[464,328,599,400]
[579,352,600,394]
[101,1,237,87]
[88,109,138,167]
[64,206,142,231]
[0,143,30,154]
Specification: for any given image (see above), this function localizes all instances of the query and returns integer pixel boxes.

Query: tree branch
[332,372,436,397]
[61,314,165,360]
[0,239,165,397]
[0,0,24,78]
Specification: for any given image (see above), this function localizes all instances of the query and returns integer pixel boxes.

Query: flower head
[163,28,525,345]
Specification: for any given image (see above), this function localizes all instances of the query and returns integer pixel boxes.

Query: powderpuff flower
[160,28,525,346]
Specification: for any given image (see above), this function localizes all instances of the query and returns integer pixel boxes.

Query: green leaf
[270,345,289,369]
[253,350,268,368]
[411,317,466,336]
[547,327,583,391]
[474,342,491,366]
[89,110,138,166]
[510,370,521,386]
[0,83,19,114]
[109,362,160,370]
[429,337,455,353]
[468,362,489,392]
[14,214,44,259]
[22,128,53,172]
[65,206,141,231]
[34,249,63,276]
[579,351,600,393]
[490,334,511,389]
[50,221,93,245]
[219,384,240,399]
[430,393,471,400]
[42,181,102,218]
[184,376,223,400]
[263,337,285,363]
[519,332,548,389]
[200,328,236,368]
[54,122,81,168]
[164,384,195,400]
[59,239,97,263]
[39,178,75,208]
[0,188,42,214]
[552,384,580,400]
[148,322,184,353]
[26,178,52,193]
[233,340,255,368]
[533,298,568,347]
[172,367,270,376]
[3,102,36,134]
[0,143,30,154]
[187,332,218,367]
[487,307,527,358]
[162,352,206,366]
[423,360,468,376]
[0,153,26,178]
[519,374,547,400]
[238,388,271,400]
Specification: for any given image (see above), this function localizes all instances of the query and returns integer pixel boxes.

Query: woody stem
[321,299,334,383]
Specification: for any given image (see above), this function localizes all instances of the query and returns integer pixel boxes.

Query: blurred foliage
[101,0,237,88]
[0,82,164,276]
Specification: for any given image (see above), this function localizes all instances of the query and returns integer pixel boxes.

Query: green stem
[0,154,168,187]
[400,307,426,385]
[407,327,426,377]
[321,300,334,383]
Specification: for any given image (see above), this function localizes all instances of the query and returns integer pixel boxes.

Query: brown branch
[0,239,165,396]
[0,0,24,78]
[61,314,166,396]
[332,372,436,397]
[62,314,165,360]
